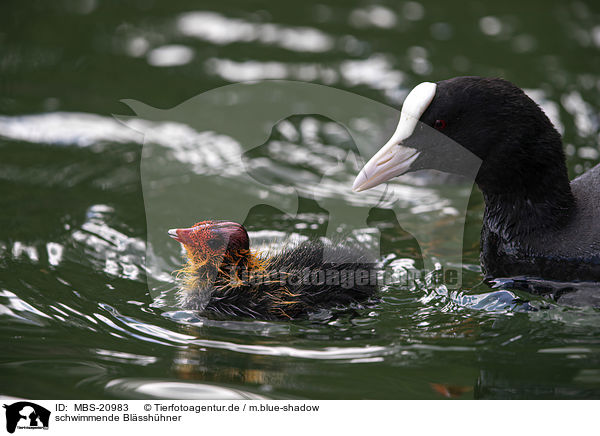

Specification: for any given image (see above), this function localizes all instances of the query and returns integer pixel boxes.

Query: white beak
[352,82,437,192]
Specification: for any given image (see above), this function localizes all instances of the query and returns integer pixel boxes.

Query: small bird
[353,77,600,283]
[169,220,378,320]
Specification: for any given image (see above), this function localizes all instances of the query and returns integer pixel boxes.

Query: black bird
[353,77,600,283]
[169,220,377,320]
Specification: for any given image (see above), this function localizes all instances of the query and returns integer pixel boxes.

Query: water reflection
[105,378,267,399]
[1,0,600,400]
[177,11,334,53]
[147,45,194,67]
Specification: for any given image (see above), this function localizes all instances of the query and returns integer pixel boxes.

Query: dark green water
[1,0,600,399]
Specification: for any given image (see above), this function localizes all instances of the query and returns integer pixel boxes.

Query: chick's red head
[168,220,249,266]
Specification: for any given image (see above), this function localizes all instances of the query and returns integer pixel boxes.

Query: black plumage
[419,77,600,281]
[356,76,600,284]
[170,221,378,320]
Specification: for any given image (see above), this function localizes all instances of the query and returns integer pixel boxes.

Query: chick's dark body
[203,241,378,320]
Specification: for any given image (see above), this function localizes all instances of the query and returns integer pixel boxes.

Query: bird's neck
[186,249,263,288]
[477,125,576,243]
[178,249,257,310]
[479,163,575,244]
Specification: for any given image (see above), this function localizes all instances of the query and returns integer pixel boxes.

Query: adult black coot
[353,77,600,283]
[169,221,377,319]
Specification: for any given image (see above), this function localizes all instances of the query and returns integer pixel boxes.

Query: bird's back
[204,240,378,319]
[546,163,600,259]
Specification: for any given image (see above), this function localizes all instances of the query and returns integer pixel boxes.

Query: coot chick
[353,77,600,283]
[169,221,377,320]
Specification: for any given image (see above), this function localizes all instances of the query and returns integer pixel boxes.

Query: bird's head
[169,220,250,283]
[352,76,564,195]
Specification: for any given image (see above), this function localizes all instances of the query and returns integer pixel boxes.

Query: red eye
[434,119,447,130]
